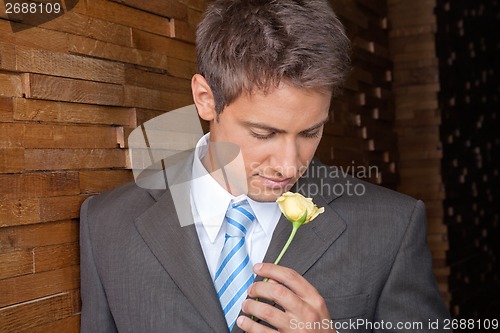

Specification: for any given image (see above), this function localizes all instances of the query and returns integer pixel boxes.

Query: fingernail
[237,316,245,327]
[254,263,263,271]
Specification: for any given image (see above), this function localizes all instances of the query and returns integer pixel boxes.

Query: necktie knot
[225,201,255,238]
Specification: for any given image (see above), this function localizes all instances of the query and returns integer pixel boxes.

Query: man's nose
[272,138,300,178]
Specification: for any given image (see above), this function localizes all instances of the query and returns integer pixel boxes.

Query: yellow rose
[276,192,325,223]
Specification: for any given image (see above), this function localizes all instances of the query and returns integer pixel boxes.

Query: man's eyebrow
[241,115,330,133]
[300,115,330,132]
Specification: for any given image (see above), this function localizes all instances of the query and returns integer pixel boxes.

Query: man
[80,0,451,332]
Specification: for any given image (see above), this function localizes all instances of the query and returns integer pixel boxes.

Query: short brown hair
[196,0,351,113]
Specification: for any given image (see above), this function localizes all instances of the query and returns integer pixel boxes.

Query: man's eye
[302,131,321,139]
[250,131,275,140]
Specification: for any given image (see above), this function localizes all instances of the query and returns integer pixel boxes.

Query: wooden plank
[80,0,172,37]
[178,0,207,11]
[395,98,439,112]
[390,33,436,53]
[34,243,79,273]
[0,97,13,122]
[389,24,437,38]
[170,18,197,43]
[0,195,87,227]
[0,220,79,253]
[354,46,392,70]
[19,314,80,333]
[388,1,436,28]
[0,123,122,149]
[0,42,16,71]
[393,40,436,58]
[187,7,203,27]
[394,83,440,97]
[135,108,167,127]
[393,65,439,86]
[166,57,196,80]
[400,165,441,178]
[38,11,133,47]
[24,149,127,171]
[0,265,79,307]
[16,46,126,84]
[12,98,136,127]
[390,13,436,30]
[131,29,196,62]
[331,0,370,29]
[68,34,169,71]
[0,72,23,97]
[125,66,191,94]
[0,292,76,332]
[110,0,188,20]
[397,159,442,171]
[79,170,133,193]
[356,0,387,16]
[0,172,80,200]
[398,145,443,160]
[0,20,69,54]
[0,148,24,173]
[393,50,437,63]
[38,196,88,223]
[391,58,438,71]
[396,114,441,127]
[351,67,374,85]
[398,132,440,145]
[0,199,39,227]
[0,249,33,279]
[26,74,124,106]
[124,86,193,111]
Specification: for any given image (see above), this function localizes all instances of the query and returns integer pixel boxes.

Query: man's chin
[246,187,289,202]
[247,193,281,202]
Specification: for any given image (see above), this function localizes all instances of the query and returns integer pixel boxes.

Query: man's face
[201,82,331,202]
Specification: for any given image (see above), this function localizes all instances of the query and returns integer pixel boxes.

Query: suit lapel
[260,193,346,280]
[134,154,229,333]
[134,190,229,333]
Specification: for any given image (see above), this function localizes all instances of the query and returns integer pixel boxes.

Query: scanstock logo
[2,0,79,32]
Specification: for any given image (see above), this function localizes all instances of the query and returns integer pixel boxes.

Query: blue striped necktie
[214,200,255,331]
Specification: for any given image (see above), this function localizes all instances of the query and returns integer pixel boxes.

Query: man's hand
[237,263,336,333]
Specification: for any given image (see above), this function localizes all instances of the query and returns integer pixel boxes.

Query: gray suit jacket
[80,158,451,332]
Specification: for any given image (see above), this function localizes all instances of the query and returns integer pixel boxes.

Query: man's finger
[236,314,276,333]
[254,263,318,300]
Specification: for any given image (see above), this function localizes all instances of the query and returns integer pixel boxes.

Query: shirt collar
[191,133,279,243]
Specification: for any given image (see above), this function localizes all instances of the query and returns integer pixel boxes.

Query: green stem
[262,222,301,282]
[248,213,306,328]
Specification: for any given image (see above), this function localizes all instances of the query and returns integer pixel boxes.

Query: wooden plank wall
[387,0,451,306]
[0,0,204,331]
[436,0,500,318]
[319,0,398,188]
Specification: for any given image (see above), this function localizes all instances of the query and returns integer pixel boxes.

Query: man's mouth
[258,176,293,189]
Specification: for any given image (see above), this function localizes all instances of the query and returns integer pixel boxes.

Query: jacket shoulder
[81,181,164,228]
[301,159,422,225]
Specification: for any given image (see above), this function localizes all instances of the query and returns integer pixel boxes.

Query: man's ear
[191,74,216,122]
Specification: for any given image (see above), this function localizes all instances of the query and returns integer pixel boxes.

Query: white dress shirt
[190,133,282,279]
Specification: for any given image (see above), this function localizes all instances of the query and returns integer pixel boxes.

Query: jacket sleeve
[374,200,452,332]
[80,197,118,333]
